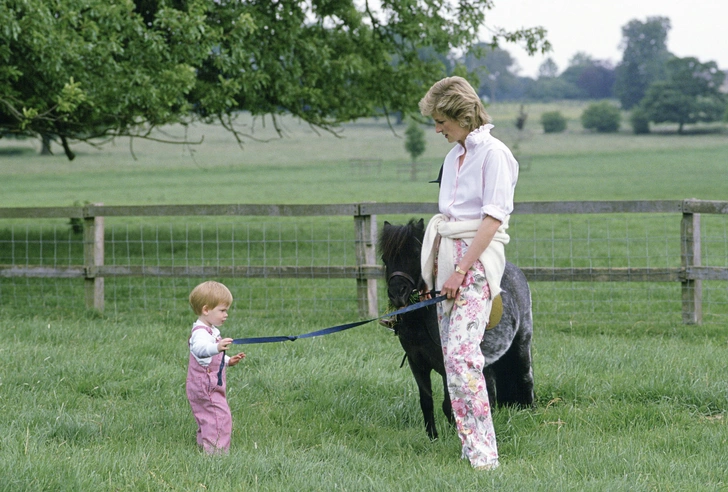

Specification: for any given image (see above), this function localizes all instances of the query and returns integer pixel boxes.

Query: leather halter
[387,270,417,288]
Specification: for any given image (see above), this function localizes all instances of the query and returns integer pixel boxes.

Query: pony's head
[379,218,427,308]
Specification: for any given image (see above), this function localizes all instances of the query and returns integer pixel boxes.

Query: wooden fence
[1,199,727,324]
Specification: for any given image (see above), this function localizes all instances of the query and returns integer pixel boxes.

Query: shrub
[540,111,567,133]
[581,101,621,133]
[630,107,651,134]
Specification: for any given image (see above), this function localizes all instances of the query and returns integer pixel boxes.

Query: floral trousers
[437,239,499,468]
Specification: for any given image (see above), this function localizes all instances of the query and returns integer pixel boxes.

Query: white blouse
[438,124,519,223]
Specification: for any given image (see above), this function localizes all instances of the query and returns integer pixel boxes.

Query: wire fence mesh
[1,212,727,325]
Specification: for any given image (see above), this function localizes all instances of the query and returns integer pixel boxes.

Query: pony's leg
[408,362,438,440]
[482,365,498,408]
[492,329,535,407]
[441,373,454,425]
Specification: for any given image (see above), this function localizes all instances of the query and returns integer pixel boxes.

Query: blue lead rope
[231,293,446,345]
[217,351,225,386]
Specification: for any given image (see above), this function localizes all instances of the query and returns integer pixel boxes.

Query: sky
[484,0,728,78]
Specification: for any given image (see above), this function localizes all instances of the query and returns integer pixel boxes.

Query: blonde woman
[419,76,519,470]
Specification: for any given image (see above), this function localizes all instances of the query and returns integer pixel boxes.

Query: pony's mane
[379,219,422,261]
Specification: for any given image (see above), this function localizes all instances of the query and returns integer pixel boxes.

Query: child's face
[201,303,230,327]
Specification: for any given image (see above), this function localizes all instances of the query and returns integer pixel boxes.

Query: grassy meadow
[1,102,727,490]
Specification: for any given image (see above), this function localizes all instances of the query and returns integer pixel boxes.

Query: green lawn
[2,104,727,207]
[1,104,727,491]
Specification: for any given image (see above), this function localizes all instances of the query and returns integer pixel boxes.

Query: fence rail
[1,199,727,324]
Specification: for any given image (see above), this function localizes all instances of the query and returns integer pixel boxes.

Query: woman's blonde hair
[189,281,233,315]
[418,76,491,130]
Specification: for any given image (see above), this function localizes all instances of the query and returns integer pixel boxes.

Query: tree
[537,58,559,79]
[639,56,726,133]
[404,119,426,181]
[0,0,550,160]
[614,17,672,109]
[463,46,518,102]
[561,52,615,99]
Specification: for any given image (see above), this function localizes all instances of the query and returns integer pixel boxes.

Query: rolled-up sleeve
[481,149,518,223]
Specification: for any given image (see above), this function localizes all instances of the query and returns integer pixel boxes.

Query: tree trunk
[40,134,52,155]
[410,160,418,181]
[61,135,76,160]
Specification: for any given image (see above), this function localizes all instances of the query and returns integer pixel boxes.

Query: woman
[418,76,519,470]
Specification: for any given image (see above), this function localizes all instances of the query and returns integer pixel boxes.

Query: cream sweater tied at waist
[421,214,510,313]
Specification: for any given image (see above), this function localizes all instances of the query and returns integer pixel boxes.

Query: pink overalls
[186,325,232,454]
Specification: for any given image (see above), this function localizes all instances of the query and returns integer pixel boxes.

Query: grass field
[1,102,727,490]
[2,102,727,206]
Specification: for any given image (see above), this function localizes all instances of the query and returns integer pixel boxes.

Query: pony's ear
[384,221,392,228]
[416,218,425,229]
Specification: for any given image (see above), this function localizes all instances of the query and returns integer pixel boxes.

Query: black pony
[380,218,535,440]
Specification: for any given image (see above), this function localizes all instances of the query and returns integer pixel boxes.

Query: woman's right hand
[442,271,465,299]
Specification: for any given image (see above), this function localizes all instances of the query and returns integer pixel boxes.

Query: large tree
[614,16,672,109]
[0,0,549,159]
[639,56,726,134]
[560,52,615,99]
[463,45,518,102]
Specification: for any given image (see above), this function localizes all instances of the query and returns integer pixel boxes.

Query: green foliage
[68,200,90,235]
[630,107,651,134]
[404,119,425,162]
[580,101,621,133]
[614,17,672,109]
[540,111,567,133]
[560,52,615,100]
[463,45,518,102]
[0,0,549,160]
[537,58,559,79]
[640,56,727,133]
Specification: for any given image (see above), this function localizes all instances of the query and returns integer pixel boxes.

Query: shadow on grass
[0,147,37,157]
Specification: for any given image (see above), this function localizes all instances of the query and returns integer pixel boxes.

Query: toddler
[186,281,246,454]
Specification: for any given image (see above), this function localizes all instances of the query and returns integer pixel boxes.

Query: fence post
[680,210,702,324]
[354,208,378,318]
[83,204,105,312]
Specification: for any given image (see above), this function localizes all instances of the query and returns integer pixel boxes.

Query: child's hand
[228,352,246,366]
[217,338,233,352]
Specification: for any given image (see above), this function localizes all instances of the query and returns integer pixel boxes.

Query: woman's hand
[442,271,466,299]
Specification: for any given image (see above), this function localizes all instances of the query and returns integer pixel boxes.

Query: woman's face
[432,112,469,144]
